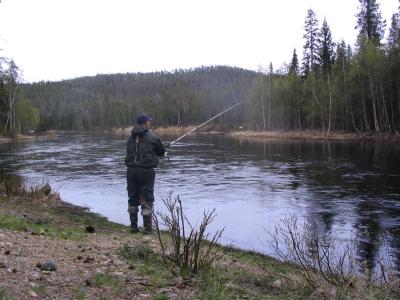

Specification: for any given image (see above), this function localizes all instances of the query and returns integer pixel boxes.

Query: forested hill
[6,2,400,134]
[19,66,257,130]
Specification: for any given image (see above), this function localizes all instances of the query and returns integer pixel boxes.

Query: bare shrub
[153,193,226,274]
[267,213,399,293]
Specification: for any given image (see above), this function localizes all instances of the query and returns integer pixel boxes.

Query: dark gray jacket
[125,126,165,168]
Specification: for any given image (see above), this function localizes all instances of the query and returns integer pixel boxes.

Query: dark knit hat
[137,113,152,124]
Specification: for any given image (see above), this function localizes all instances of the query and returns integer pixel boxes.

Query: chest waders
[127,135,153,234]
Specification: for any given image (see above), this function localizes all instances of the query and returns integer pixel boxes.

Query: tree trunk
[268,74,271,129]
[368,71,380,132]
[342,57,349,131]
[261,81,266,131]
[357,63,370,131]
[327,74,333,134]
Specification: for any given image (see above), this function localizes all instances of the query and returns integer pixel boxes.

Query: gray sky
[0,0,399,82]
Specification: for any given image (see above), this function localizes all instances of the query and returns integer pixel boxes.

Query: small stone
[85,226,95,233]
[112,271,124,276]
[41,271,52,275]
[272,279,282,289]
[0,261,6,268]
[317,287,324,294]
[83,257,94,263]
[29,272,41,281]
[142,236,151,243]
[85,279,92,286]
[29,282,37,287]
[100,260,109,266]
[4,250,10,255]
[138,294,150,298]
[224,281,236,289]
[113,259,124,266]
[28,290,38,298]
[156,288,170,294]
[40,261,57,271]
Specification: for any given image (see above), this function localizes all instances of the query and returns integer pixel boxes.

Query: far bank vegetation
[2,0,400,139]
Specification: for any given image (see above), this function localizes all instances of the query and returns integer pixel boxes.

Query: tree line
[2,0,400,134]
[249,0,400,133]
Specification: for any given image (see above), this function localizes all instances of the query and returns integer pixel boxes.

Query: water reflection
[0,133,399,271]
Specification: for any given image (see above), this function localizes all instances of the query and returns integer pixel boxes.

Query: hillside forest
[1,0,400,134]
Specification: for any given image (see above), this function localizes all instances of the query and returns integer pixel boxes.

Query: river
[1,132,400,271]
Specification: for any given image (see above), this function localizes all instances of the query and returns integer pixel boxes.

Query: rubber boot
[128,206,139,233]
[142,215,152,234]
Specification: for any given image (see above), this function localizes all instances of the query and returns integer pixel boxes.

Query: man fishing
[125,102,242,234]
[125,114,166,234]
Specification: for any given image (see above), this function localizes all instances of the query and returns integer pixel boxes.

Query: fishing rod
[167,101,243,147]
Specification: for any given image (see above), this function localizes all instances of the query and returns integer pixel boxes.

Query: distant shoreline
[228,130,400,143]
[2,128,400,144]
[0,131,58,144]
[111,126,400,143]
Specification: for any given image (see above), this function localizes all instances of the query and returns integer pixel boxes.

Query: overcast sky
[0,0,399,82]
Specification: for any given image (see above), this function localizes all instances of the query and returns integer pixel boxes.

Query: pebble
[28,290,38,298]
[138,293,150,298]
[40,261,57,271]
[142,237,151,243]
[113,259,125,266]
[156,288,171,294]
[112,271,124,276]
[224,281,236,289]
[272,279,282,289]
[0,261,6,268]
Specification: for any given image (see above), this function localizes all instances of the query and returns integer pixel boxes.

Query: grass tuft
[119,244,157,262]
[73,287,86,300]
[0,288,5,300]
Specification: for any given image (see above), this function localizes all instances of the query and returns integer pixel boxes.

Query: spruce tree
[289,49,299,75]
[302,9,319,76]
[317,18,335,76]
[355,0,386,45]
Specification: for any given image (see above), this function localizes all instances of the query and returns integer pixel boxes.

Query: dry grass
[229,130,400,142]
[153,126,197,136]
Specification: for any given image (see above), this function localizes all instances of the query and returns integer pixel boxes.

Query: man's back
[125,125,165,168]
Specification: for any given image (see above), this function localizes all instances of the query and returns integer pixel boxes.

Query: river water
[1,133,400,271]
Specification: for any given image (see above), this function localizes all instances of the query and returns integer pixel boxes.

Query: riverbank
[110,126,400,143]
[0,136,12,144]
[1,182,399,299]
[0,131,58,145]
[230,130,400,143]
[110,126,220,137]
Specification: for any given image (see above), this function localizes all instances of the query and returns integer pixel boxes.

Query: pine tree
[302,9,319,76]
[388,12,400,49]
[318,18,335,75]
[355,0,386,45]
[289,49,299,75]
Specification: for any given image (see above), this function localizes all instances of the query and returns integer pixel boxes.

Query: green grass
[0,215,87,240]
[0,287,5,300]
[119,244,175,289]
[197,267,229,300]
[32,283,46,295]
[119,243,157,261]
[91,273,122,294]
[73,287,86,300]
